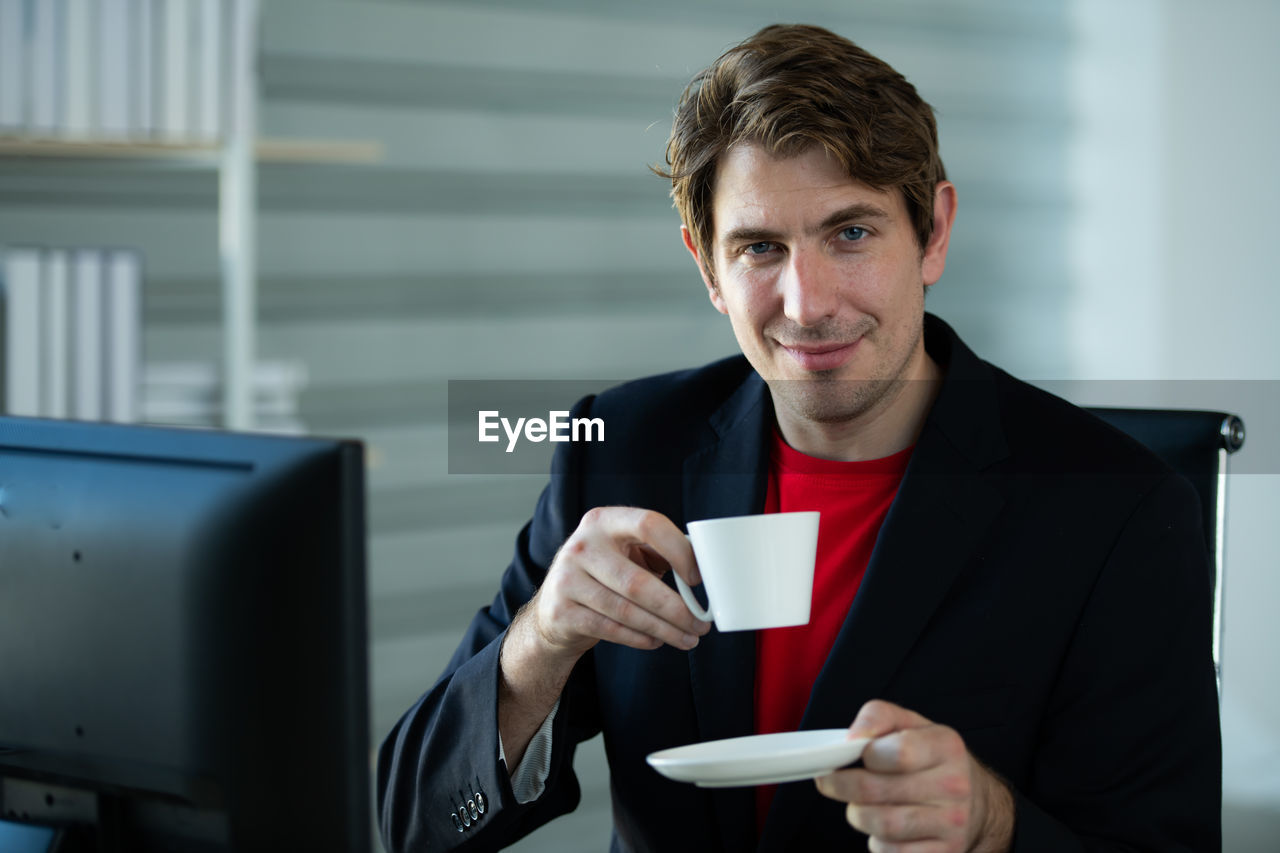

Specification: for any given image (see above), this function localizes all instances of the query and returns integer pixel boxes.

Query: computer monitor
[0,416,370,852]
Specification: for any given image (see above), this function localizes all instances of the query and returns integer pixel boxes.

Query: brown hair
[656,24,946,281]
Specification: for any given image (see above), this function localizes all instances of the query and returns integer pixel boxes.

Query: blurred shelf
[0,137,384,164]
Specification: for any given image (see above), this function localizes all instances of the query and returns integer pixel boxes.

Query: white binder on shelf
[29,0,63,136]
[63,0,94,138]
[0,0,27,131]
[159,0,191,141]
[134,0,156,138]
[193,0,222,142]
[71,249,104,420]
[104,249,141,423]
[40,250,71,418]
[98,0,132,139]
[3,248,43,417]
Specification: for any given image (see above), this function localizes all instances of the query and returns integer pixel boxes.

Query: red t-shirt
[753,430,912,830]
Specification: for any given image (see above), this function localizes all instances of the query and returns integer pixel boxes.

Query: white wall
[1070,1,1280,845]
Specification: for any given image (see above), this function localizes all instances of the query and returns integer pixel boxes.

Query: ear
[921,181,958,287]
[682,225,728,315]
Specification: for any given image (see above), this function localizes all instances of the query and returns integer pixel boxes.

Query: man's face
[683,143,954,431]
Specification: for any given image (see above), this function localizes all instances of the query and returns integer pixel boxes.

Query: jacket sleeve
[375,396,602,853]
[1011,470,1222,852]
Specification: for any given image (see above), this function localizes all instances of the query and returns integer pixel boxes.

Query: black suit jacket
[378,315,1221,852]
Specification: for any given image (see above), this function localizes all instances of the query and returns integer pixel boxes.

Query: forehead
[710,143,904,236]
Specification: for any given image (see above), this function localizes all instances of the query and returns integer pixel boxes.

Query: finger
[815,764,970,806]
[867,838,955,853]
[848,699,934,740]
[588,506,702,588]
[572,536,708,640]
[571,560,702,650]
[549,597,664,652]
[594,508,709,636]
[535,561,675,654]
[845,802,967,844]
[572,512,707,636]
[861,725,967,775]
[629,542,672,576]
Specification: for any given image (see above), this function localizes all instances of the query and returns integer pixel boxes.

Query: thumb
[848,699,933,740]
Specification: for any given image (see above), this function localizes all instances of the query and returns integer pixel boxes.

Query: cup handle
[674,571,713,623]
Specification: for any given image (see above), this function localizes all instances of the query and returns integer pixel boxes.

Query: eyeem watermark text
[478,410,605,453]
[448,380,614,474]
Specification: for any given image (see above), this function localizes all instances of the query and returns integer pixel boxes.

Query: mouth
[777,340,860,372]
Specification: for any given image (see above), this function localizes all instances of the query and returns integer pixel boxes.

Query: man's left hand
[814,700,1014,853]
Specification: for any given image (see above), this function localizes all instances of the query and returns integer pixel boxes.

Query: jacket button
[460,806,472,828]
[451,812,464,832]
[475,792,486,814]
[468,799,479,820]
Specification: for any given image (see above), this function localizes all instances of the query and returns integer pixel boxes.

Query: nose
[780,248,838,327]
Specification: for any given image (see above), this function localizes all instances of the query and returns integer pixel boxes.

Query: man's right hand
[528,506,711,660]
[498,507,710,769]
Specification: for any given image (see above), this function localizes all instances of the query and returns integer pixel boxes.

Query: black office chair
[1085,407,1246,695]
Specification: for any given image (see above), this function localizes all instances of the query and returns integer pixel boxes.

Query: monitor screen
[0,416,370,852]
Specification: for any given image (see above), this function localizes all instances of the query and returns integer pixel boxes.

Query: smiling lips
[778,339,861,372]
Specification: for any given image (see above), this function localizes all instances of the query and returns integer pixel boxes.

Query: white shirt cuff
[498,697,560,804]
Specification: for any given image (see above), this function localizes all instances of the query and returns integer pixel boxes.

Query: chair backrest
[1085,407,1245,694]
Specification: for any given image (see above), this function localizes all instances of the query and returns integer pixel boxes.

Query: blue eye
[746,242,773,255]
[840,226,868,241]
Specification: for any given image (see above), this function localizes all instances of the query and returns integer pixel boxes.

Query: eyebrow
[720,203,893,246]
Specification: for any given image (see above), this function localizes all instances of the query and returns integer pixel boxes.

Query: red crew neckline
[771,429,915,477]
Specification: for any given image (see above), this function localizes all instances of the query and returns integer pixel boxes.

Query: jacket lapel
[803,435,1006,732]
[681,371,771,853]
[759,316,1012,848]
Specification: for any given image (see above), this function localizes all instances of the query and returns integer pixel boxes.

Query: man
[378,24,1220,852]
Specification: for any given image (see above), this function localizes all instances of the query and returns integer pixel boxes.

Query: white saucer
[646,729,868,788]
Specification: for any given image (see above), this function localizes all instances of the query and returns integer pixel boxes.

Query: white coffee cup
[676,511,820,632]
